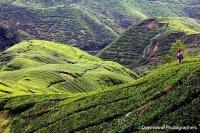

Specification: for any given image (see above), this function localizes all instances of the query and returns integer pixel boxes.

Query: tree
[0,26,21,51]
[170,40,187,58]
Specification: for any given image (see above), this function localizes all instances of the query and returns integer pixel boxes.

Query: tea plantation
[0,40,199,132]
[0,40,137,95]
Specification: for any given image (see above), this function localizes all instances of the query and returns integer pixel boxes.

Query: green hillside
[0,0,200,53]
[98,17,200,73]
[0,40,136,95]
[0,56,199,132]
[0,3,115,53]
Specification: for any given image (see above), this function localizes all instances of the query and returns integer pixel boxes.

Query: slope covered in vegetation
[0,3,115,53]
[0,40,136,95]
[98,17,200,72]
[0,56,199,132]
[0,0,200,53]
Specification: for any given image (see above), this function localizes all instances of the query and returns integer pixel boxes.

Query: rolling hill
[0,53,199,132]
[0,0,200,53]
[98,17,200,73]
[0,40,137,95]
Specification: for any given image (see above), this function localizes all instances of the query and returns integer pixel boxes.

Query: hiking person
[177,49,183,64]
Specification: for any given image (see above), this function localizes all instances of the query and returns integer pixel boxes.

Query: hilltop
[98,17,200,72]
[0,53,199,132]
[0,0,200,53]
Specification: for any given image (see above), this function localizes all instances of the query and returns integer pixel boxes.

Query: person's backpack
[177,52,183,59]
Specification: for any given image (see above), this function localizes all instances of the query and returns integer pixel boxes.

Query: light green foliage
[162,54,175,64]
[0,40,136,96]
[0,40,199,132]
[0,57,199,132]
[159,17,200,35]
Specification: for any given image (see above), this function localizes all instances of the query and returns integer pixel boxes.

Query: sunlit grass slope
[158,17,200,34]
[0,40,136,95]
[0,57,199,132]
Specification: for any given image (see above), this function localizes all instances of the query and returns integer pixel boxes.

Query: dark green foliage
[98,18,200,73]
[1,0,200,53]
[0,25,21,51]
